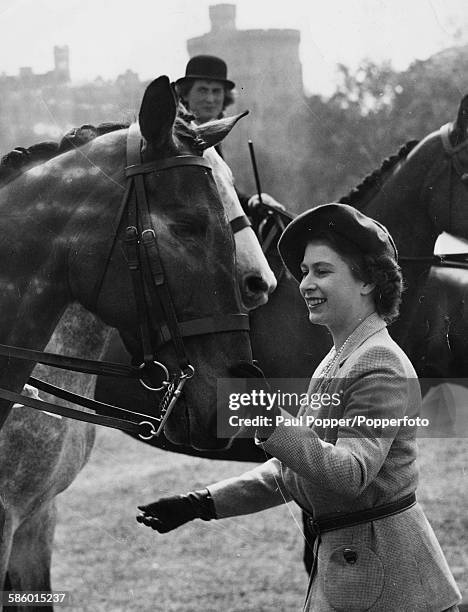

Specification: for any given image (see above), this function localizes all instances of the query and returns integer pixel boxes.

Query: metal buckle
[138,360,170,391]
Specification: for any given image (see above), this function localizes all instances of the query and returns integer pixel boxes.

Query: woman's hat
[175,55,235,90]
[278,203,398,282]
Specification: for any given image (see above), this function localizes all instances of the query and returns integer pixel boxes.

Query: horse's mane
[338,140,420,207]
[0,122,128,187]
[0,103,202,188]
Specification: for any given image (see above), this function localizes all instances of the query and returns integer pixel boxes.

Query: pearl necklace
[319,334,353,380]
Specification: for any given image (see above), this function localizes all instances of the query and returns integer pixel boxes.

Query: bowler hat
[278,203,398,282]
[176,55,235,89]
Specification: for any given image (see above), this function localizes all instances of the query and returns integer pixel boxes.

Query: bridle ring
[138,420,158,440]
[138,360,170,391]
[181,365,195,379]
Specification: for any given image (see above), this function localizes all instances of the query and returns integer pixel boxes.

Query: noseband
[0,124,250,439]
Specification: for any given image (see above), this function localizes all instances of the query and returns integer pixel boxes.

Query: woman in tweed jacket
[137,203,461,612]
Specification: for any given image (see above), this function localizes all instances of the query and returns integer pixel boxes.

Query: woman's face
[299,240,375,339]
[186,79,225,123]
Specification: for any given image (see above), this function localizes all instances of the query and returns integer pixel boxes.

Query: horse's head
[69,76,256,450]
[140,83,276,311]
[202,147,277,309]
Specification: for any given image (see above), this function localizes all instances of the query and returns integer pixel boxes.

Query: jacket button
[343,548,358,564]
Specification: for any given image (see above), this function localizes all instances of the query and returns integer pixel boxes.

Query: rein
[0,124,250,439]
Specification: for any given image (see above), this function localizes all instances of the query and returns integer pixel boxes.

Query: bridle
[0,123,250,439]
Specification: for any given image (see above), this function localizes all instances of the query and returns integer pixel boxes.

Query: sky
[0,0,467,95]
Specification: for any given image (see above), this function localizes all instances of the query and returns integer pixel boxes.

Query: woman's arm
[262,346,419,499]
[208,457,292,518]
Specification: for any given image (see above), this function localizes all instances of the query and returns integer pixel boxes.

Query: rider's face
[186,80,225,124]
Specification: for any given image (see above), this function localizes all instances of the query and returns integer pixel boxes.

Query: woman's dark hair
[175,80,235,116]
[306,230,403,324]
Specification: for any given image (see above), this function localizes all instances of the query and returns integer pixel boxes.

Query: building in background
[0,46,145,154]
[187,4,305,207]
[0,6,305,207]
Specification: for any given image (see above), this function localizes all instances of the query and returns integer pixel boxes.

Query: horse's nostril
[245,275,269,295]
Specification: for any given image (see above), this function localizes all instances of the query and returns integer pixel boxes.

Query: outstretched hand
[136,489,216,533]
[137,495,195,533]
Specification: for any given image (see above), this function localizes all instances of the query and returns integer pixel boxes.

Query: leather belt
[306,492,416,536]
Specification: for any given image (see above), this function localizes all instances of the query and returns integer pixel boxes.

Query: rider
[174,54,286,224]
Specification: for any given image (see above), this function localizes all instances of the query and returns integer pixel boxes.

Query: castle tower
[209,4,236,32]
[54,45,70,82]
[187,4,304,206]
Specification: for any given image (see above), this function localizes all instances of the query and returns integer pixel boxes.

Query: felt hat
[278,203,398,282]
[175,55,235,89]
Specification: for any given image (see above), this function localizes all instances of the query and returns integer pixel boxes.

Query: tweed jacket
[209,313,461,611]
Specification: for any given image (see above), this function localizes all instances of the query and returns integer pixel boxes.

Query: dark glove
[136,488,216,533]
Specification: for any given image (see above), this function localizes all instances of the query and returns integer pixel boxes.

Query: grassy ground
[50,425,467,612]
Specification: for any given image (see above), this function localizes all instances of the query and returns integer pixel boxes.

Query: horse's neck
[0,144,121,393]
[33,303,112,399]
[0,215,70,392]
[363,164,438,258]
[0,256,68,393]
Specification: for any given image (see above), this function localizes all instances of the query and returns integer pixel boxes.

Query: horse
[96,94,468,448]
[0,75,264,607]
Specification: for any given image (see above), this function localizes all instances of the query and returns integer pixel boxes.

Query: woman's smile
[305,297,327,310]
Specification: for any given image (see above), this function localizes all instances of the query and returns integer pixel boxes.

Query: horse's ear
[453,94,468,145]
[139,76,177,147]
[194,111,249,150]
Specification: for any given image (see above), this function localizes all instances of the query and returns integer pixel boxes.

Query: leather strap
[0,343,139,378]
[29,376,158,423]
[126,155,211,176]
[230,215,251,234]
[0,386,146,435]
[306,492,416,536]
[134,167,191,371]
[159,314,249,345]
[400,254,468,268]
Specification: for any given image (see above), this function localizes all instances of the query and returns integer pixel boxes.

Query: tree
[292,45,468,211]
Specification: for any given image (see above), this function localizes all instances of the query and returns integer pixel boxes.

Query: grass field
[50,424,467,612]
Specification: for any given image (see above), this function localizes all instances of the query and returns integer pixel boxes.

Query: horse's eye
[170,219,207,240]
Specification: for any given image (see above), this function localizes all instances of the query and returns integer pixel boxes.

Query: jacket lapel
[336,312,387,368]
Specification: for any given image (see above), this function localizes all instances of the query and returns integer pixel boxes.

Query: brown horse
[0,76,260,607]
